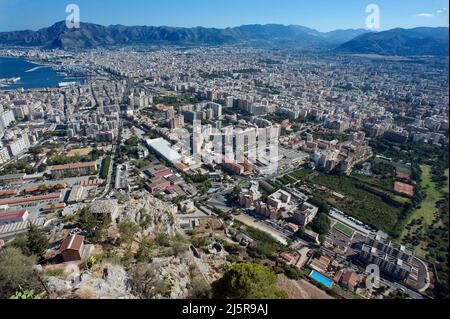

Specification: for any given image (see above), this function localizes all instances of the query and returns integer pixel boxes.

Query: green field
[310,174,404,234]
[290,169,406,235]
[408,165,440,225]
[334,222,355,238]
[401,165,444,257]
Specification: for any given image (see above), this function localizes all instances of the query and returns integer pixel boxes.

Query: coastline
[0,56,83,90]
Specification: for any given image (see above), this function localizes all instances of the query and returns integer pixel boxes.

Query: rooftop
[51,161,98,171]
[0,210,28,222]
[60,234,85,252]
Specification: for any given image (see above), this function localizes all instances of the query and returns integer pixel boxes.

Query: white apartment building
[6,134,30,157]
[0,110,15,129]
[0,147,11,164]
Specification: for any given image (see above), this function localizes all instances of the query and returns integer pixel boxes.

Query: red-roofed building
[0,193,62,207]
[51,162,98,178]
[280,252,295,265]
[0,210,29,224]
[153,168,173,179]
[145,178,171,194]
[24,183,67,194]
[60,234,85,262]
[340,270,360,292]
[0,189,18,197]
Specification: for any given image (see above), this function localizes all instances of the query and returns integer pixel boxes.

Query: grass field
[411,165,440,225]
[401,165,443,257]
[334,222,355,238]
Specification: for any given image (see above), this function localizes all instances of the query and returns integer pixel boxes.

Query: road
[99,84,128,199]
[380,278,425,300]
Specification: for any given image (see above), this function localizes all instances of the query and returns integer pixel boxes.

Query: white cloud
[436,8,448,14]
[416,13,435,17]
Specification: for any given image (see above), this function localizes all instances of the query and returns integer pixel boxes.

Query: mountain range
[337,27,449,56]
[0,21,448,56]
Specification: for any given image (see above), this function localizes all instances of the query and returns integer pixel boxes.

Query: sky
[0,0,448,32]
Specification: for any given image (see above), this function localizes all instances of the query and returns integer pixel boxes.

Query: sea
[0,56,82,91]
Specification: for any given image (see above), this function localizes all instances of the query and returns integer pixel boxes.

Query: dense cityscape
[0,4,448,303]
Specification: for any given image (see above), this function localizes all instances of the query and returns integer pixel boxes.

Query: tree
[211,263,288,299]
[77,208,111,242]
[295,227,305,239]
[319,234,326,246]
[309,198,330,214]
[312,213,331,236]
[26,224,48,258]
[12,234,30,256]
[0,248,43,299]
[231,186,242,202]
[78,208,98,232]
[118,220,140,248]
[248,241,277,259]
[37,164,47,173]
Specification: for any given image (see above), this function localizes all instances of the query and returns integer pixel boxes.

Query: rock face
[119,194,179,237]
[46,264,136,299]
[152,256,192,299]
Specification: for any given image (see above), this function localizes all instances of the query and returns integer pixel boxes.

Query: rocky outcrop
[119,194,179,237]
[46,264,136,299]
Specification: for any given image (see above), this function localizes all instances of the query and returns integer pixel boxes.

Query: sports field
[334,222,355,238]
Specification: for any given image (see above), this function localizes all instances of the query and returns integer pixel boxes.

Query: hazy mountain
[0,21,369,49]
[337,27,449,56]
[1,22,447,56]
[322,28,372,45]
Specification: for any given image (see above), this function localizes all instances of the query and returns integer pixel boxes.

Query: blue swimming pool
[310,271,333,288]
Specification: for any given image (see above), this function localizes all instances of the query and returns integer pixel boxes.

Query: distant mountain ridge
[337,27,449,56]
[0,22,448,56]
[0,21,369,49]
